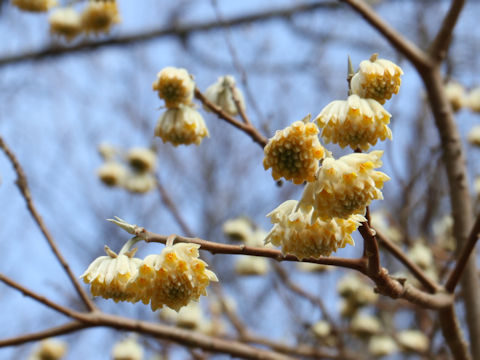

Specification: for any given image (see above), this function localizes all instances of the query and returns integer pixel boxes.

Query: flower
[98,162,128,187]
[152,67,195,108]
[81,0,120,35]
[263,116,326,184]
[407,242,433,270]
[474,176,480,196]
[265,200,364,259]
[131,243,218,311]
[124,172,156,193]
[222,217,253,242]
[81,245,142,303]
[444,81,466,112]
[97,143,118,161]
[299,151,389,220]
[49,8,82,41]
[12,0,56,12]
[466,86,480,113]
[160,302,205,330]
[235,256,269,276]
[368,335,397,357]
[467,125,480,146]
[351,54,403,104]
[315,94,392,151]
[112,337,143,360]
[397,330,429,353]
[204,75,246,116]
[369,210,402,243]
[311,321,331,338]
[29,339,67,360]
[351,313,381,336]
[337,274,378,307]
[155,105,209,146]
[126,147,156,173]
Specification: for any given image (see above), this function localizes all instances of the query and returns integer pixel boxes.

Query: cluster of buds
[81,234,218,312]
[443,82,480,113]
[13,0,120,42]
[28,338,67,360]
[222,217,270,276]
[111,337,143,360]
[337,274,378,318]
[97,144,157,194]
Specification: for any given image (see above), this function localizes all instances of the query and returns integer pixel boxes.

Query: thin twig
[445,212,480,292]
[358,221,381,275]
[0,135,96,312]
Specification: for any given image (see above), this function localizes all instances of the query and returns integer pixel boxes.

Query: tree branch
[429,0,466,63]
[439,305,472,360]
[0,135,96,312]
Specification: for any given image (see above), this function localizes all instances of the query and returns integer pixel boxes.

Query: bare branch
[439,305,472,360]
[0,135,96,312]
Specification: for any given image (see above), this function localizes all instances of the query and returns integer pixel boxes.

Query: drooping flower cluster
[351,53,403,104]
[299,151,390,221]
[12,0,56,12]
[80,0,120,35]
[204,75,246,116]
[111,337,143,360]
[96,144,157,193]
[152,67,209,146]
[315,94,392,151]
[49,8,82,41]
[81,241,217,311]
[28,338,67,360]
[263,116,326,184]
[265,200,364,259]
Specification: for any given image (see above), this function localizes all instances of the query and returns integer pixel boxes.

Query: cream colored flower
[370,210,402,243]
[351,54,403,104]
[81,0,120,35]
[152,67,195,108]
[222,217,253,242]
[81,245,142,303]
[112,337,143,360]
[29,339,67,360]
[176,302,204,329]
[397,330,429,353]
[155,105,209,146]
[337,275,378,306]
[466,87,480,113]
[265,200,363,259]
[124,172,156,194]
[235,256,269,275]
[98,143,118,161]
[98,161,127,187]
[468,125,480,146]
[311,321,331,338]
[12,0,56,12]
[408,242,433,270]
[299,151,389,220]
[131,243,218,311]
[49,8,82,41]
[351,313,381,336]
[444,81,466,112]
[263,116,326,184]
[315,94,392,151]
[126,147,156,173]
[204,75,246,116]
[368,335,397,357]
[296,262,330,272]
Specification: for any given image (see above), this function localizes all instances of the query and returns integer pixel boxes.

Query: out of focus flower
[311,320,331,338]
[12,0,56,12]
[124,172,156,193]
[299,151,389,220]
[397,330,429,353]
[444,81,466,112]
[81,245,142,303]
[466,87,480,113]
[29,339,67,360]
[263,116,326,184]
[131,243,218,311]
[370,210,402,243]
[152,67,195,108]
[112,337,143,360]
[474,176,480,196]
[467,125,480,146]
[337,274,378,307]
[204,75,246,116]
[155,105,209,146]
[315,94,392,151]
[81,0,120,34]
[351,313,381,336]
[265,200,363,259]
[351,54,403,104]
[222,217,253,242]
[296,262,330,272]
[160,302,205,330]
[97,143,118,161]
[49,8,82,41]
[98,162,128,187]
[368,335,397,357]
[235,256,269,276]
[407,242,433,270]
[433,215,455,251]
[126,147,156,173]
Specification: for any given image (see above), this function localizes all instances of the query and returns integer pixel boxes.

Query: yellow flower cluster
[351,54,403,104]
[49,8,82,41]
[299,151,390,220]
[315,94,392,151]
[153,67,209,146]
[97,144,157,194]
[80,0,120,35]
[263,116,326,184]
[81,243,217,311]
[12,0,56,12]
[265,200,364,259]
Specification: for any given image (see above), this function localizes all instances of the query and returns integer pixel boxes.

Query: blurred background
[0,0,479,359]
